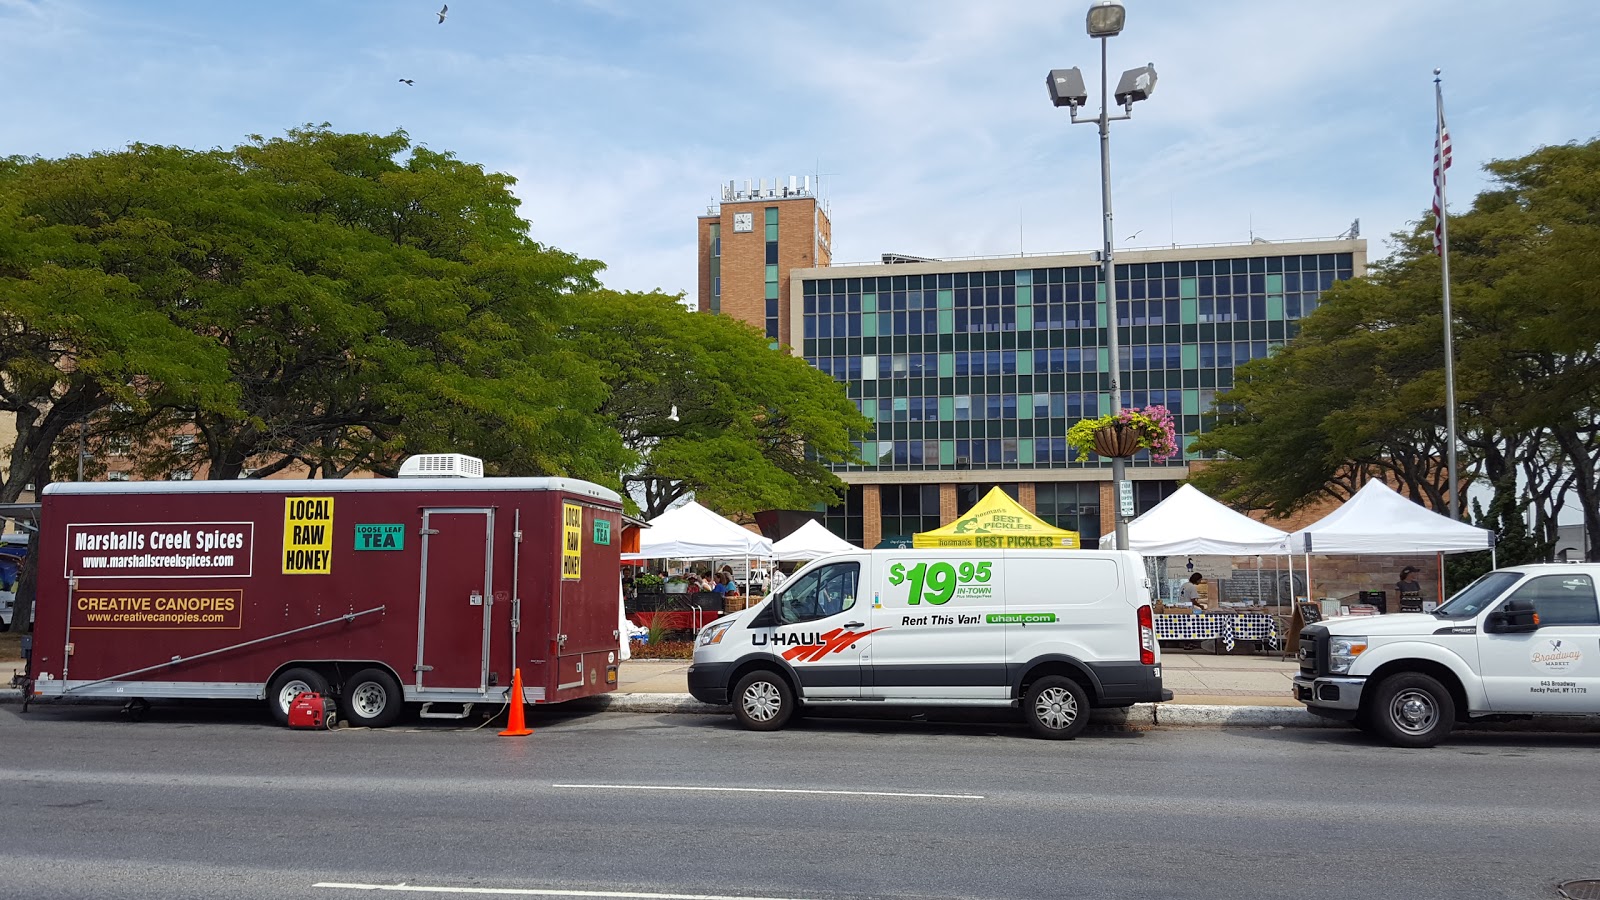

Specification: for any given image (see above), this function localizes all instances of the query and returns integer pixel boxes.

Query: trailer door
[416,508,495,692]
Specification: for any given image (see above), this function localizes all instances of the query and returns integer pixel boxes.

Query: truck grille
[1298,628,1325,677]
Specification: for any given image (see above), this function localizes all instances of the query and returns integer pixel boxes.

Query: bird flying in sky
[437,4,448,24]
[398,78,414,86]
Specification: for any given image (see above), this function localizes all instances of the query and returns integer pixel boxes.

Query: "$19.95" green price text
[887,561,992,605]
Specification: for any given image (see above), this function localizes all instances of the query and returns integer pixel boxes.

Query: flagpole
[1435,67,1459,520]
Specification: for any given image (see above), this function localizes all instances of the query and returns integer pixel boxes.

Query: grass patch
[0,631,24,660]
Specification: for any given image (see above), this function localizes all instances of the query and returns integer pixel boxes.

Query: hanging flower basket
[1091,422,1144,458]
[1066,405,1180,462]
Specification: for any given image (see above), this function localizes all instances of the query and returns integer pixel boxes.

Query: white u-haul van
[687,549,1170,739]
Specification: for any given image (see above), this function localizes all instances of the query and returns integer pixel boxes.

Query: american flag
[1432,100,1452,256]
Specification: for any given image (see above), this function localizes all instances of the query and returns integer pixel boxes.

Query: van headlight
[697,620,735,647]
[1328,637,1369,674]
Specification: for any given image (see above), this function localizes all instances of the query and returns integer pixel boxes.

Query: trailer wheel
[340,668,403,728]
[731,671,794,732]
[268,667,330,726]
[1024,675,1090,740]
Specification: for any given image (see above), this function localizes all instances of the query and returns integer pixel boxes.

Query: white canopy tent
[1100,484,1293,607]
[1101,484,1290,556]
[620,500,774,562]
[1290,480,1495,556]
[1289,480,1496,604]
[772,519,857,562]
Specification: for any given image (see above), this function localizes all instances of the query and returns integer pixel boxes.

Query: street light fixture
[1085,0,1125,37]
[1045,0,1158,552]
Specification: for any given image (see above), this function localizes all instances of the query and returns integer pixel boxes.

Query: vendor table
[1154,612,1281,653]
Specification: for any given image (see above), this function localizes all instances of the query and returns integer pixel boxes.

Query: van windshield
[1433,571,1522,618]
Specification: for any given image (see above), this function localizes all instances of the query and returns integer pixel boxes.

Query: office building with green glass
[788,238,1365,548]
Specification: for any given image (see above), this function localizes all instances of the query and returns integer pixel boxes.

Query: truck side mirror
[1486,598,1540,634]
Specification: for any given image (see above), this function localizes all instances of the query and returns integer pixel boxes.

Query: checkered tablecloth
[1154,613,1280,652]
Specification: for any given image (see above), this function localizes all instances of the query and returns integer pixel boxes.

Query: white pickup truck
[1294,563,1599,747]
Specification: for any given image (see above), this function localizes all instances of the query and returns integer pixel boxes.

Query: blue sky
[4,0,1598,297]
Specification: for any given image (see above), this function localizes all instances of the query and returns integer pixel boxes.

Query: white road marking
[314,883,824,900]
[551,783,983,800]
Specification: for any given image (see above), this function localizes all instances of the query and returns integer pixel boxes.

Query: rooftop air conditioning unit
[398,453,485,479]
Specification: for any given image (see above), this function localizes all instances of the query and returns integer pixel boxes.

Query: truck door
[416,508,495,692]
[1478,572,1600,712]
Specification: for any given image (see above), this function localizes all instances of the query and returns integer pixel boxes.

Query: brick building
[697,177,831,347]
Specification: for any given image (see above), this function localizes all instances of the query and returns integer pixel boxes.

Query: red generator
[29,455,626,728]
[288,691,331,729]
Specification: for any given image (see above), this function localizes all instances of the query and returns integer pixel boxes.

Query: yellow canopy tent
[913,487,1081,549]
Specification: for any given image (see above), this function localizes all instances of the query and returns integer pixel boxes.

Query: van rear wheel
[267,667,329,726]
[1024,676,1090,740]
[731,671,794,732]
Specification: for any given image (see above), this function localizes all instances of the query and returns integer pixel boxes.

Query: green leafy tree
[564,290,870,519]
[0,149,240,632]
[1192,138,1600,560]
[5,128,628,486]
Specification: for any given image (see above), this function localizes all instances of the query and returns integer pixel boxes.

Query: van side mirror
[1486,598,1540,634]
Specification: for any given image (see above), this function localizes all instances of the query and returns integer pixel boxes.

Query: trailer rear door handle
[414,664,433,672]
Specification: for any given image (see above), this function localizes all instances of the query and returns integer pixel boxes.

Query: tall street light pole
[1046,1,1157,551]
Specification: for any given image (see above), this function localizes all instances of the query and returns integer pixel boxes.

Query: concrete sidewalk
[0,650,1301,707]
[619,650,1302,707]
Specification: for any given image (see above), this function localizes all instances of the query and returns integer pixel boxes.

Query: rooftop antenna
[1169,196,1176,248]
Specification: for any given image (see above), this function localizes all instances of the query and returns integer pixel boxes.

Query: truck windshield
[1433,571,1522,618]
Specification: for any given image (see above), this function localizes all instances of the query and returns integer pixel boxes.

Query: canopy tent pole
[1305,547,1314,604]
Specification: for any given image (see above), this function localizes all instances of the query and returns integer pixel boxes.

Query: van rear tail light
[1138,604,1155,665]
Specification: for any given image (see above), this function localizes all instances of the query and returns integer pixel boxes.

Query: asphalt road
[2,701,1597,900]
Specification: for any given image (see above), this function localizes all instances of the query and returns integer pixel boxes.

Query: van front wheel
[732,671,794,732]
[1025,676,1090,740]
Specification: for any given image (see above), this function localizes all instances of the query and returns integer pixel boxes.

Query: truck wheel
[340,668,403,728]
[1025,675,1091,740]
[1369,672,1455,748]
[268,667,329,726]
[732,671,794,731]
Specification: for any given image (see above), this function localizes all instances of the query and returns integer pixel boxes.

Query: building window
[167,470,194,481]
[818,485,864,547]
[709,223,721,314]
[956,483,1019,511]
[764,207,780,339]
[107,471,130,482]
[172,434,196,453]
[879,484,941,547]
[1034,482,1102,547]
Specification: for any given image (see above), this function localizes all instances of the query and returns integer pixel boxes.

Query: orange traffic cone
[499,667,534,737]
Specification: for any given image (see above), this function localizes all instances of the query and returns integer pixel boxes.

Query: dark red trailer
[29,464,625,726]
